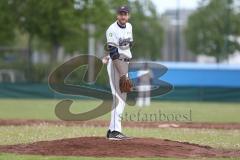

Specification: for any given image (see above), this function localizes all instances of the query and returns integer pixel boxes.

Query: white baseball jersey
[106,21,133,58]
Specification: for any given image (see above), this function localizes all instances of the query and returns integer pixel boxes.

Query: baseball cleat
[108,131,132,140]
[106,129,111,138]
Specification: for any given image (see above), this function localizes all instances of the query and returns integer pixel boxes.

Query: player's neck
[117,21,126,29]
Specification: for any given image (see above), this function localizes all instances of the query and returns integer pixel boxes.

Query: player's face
[117,12,129,25]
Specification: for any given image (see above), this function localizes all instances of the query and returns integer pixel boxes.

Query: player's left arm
[129,23,134,48]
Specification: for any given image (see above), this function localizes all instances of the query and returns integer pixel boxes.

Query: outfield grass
[0,125,239,149]
[0,99,240,122]
[0,99,240,160]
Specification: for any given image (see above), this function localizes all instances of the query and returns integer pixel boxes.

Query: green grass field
[0,99,240,122]
[0,99,240,160]
[1,154,237,160]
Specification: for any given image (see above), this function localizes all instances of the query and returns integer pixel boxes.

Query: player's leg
[137,85,144,107]
[145,85,151,106]
[107,58,130,140]
[107,58,127,131]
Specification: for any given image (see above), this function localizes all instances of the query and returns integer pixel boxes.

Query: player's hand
[102,56,109,64]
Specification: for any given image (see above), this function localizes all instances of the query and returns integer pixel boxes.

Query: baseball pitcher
[102,6,133,140]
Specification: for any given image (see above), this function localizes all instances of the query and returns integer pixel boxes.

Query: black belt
[119,58,131,62]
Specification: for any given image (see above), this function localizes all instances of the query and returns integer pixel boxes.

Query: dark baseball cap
[117,6,129,14]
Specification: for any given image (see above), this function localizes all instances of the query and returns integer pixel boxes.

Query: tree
[9,0,45,80]
[34,0,85,61]
[8,0,164,62]
[0,0,16,46]
[130,0,164,60]
[185,0,240,62]
[7,0,85,81]
[31,0,113,58]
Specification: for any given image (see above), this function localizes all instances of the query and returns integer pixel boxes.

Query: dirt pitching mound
[0,137,239,158]
[1,119,240,130]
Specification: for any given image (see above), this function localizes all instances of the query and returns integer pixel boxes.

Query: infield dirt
[0,119,240,129]
[0,137,240,158]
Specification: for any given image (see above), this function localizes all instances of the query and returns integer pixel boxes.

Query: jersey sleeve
[129,23,133,42]
[106,27,118,46]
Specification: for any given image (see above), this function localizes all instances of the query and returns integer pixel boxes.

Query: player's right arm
[106,27,120,60]
[105,26,126,77]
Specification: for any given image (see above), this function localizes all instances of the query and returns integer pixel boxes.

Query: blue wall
[160,62,240,88]
[129,62,240,88]
[160,68,240,87]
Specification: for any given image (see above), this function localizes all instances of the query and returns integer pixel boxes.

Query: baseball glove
[119,75,133,93]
